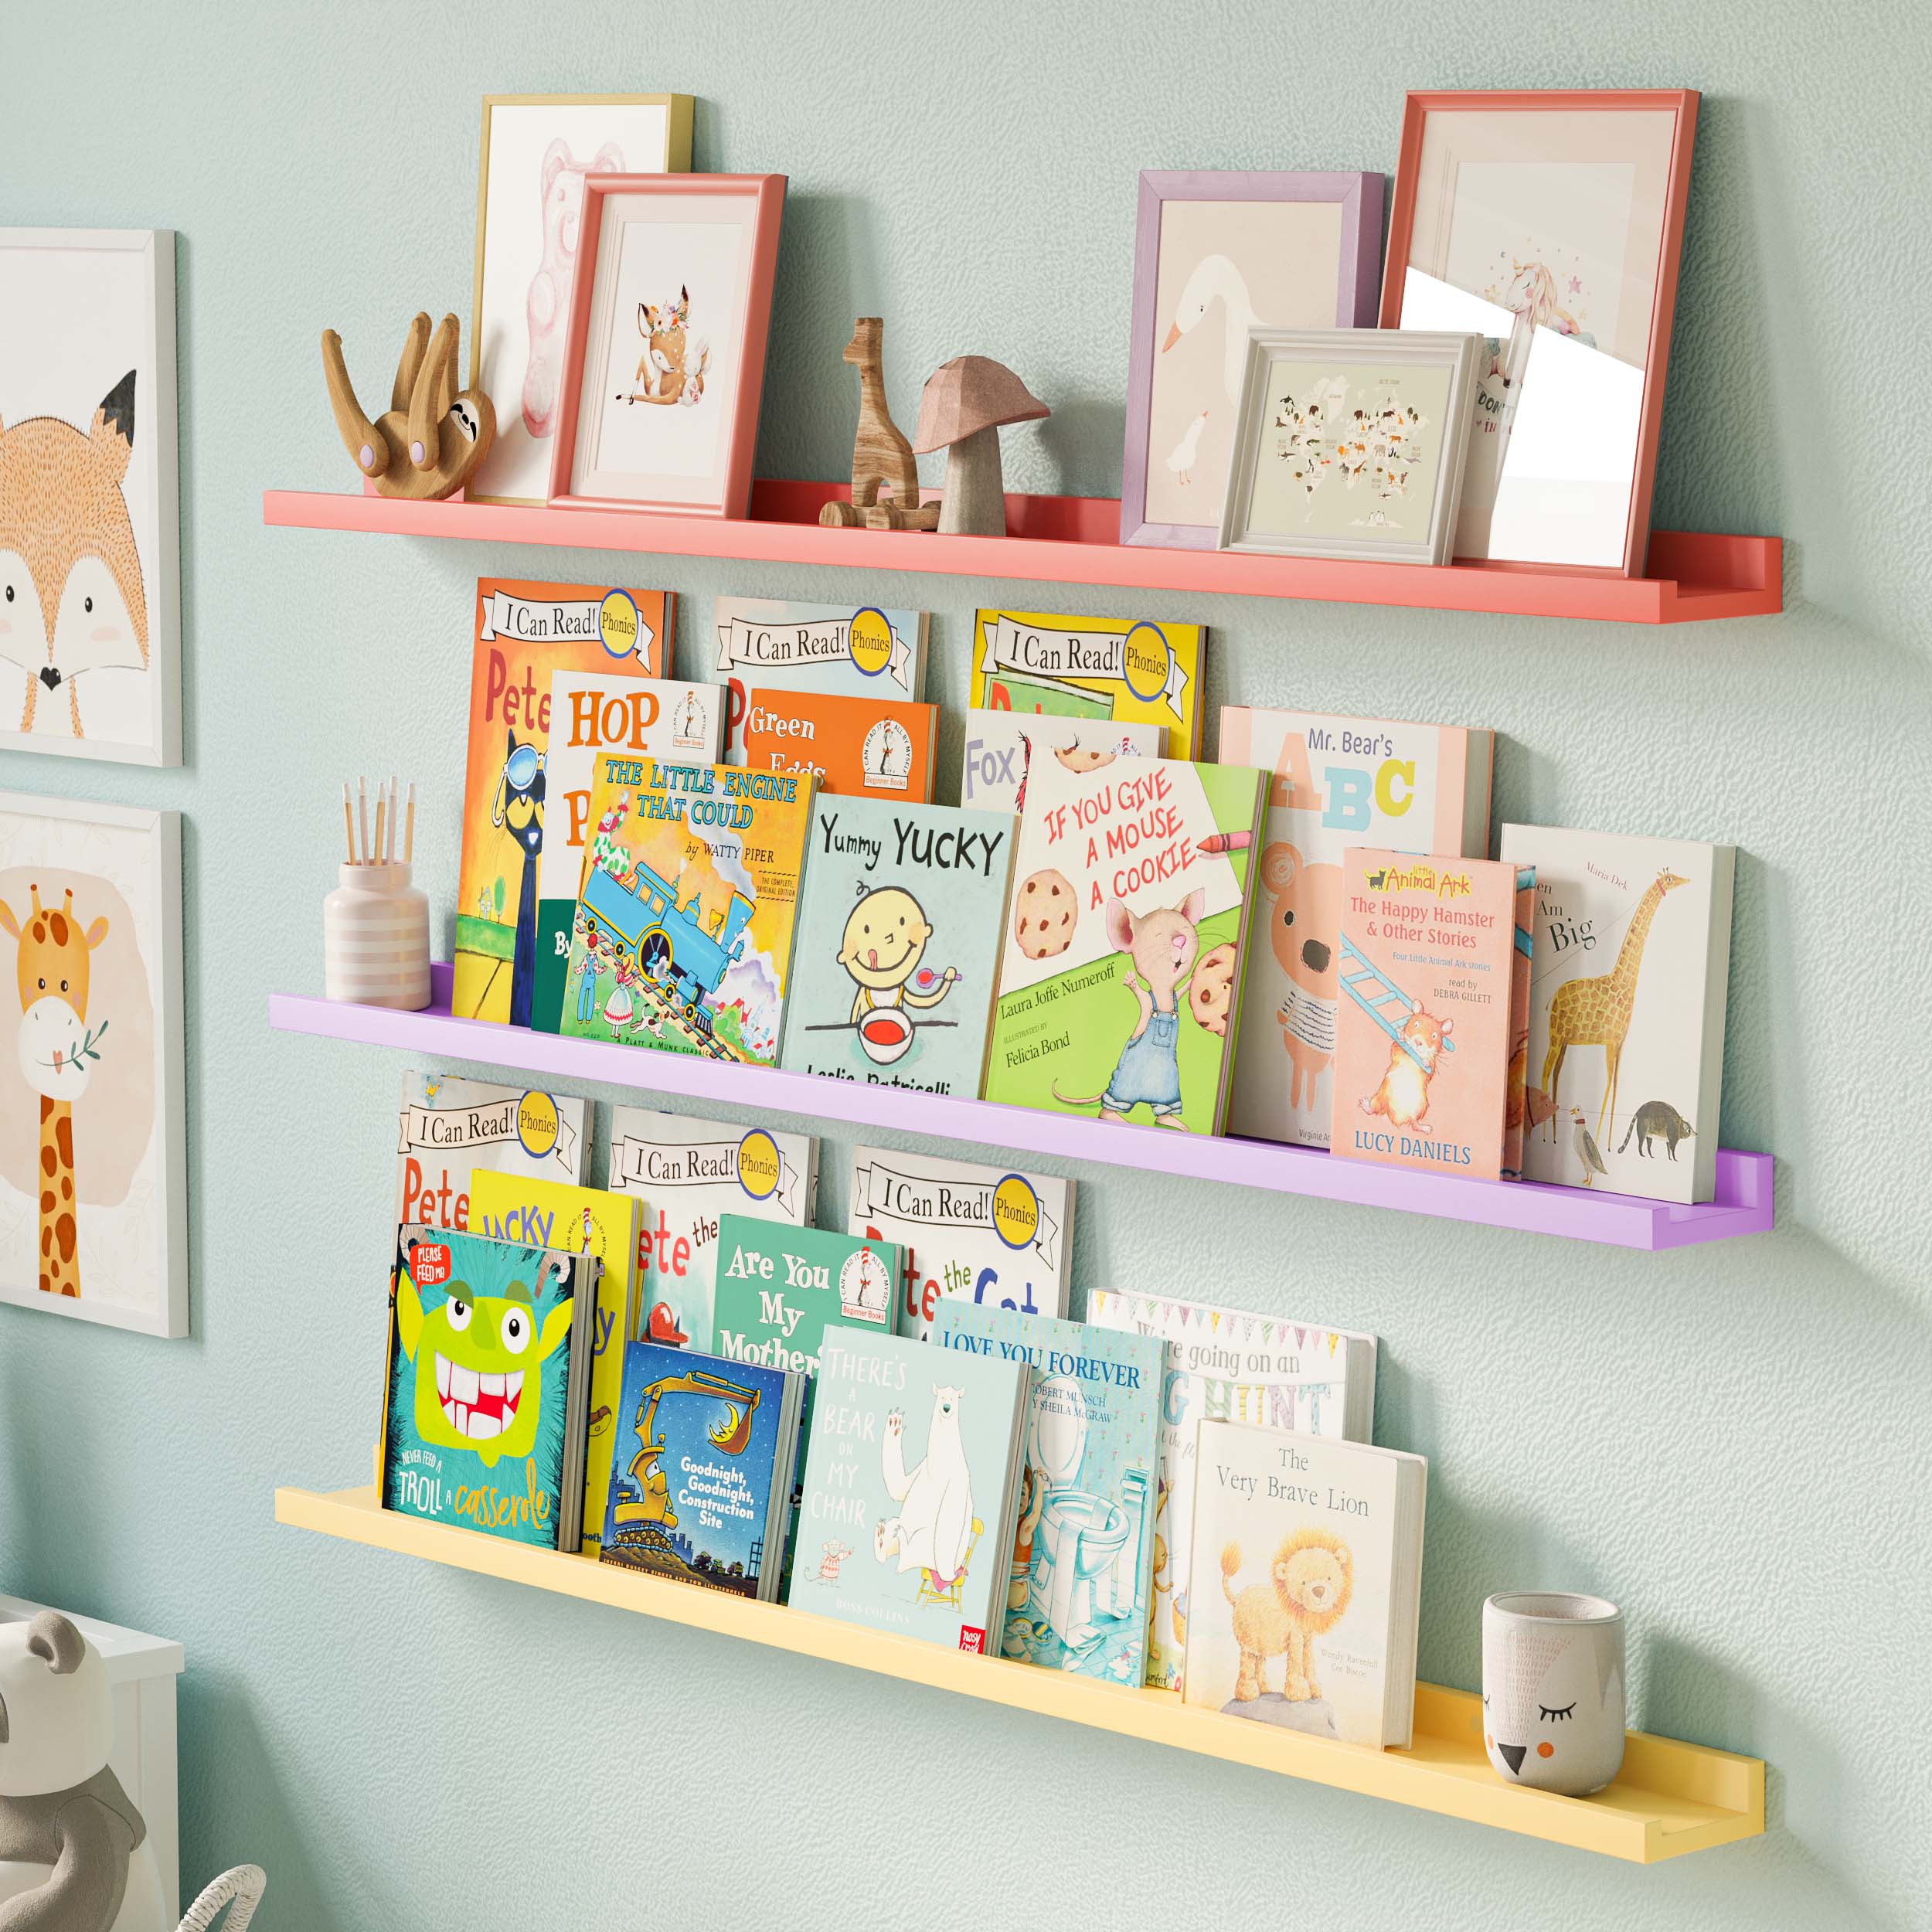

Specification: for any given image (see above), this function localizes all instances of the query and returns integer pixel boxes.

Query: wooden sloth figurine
[819,318,940,531]
[321,311,496,501]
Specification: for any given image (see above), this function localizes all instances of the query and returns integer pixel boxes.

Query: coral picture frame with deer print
[549,174,785,519]
[0,794,185,1338]
[0,230,180,766]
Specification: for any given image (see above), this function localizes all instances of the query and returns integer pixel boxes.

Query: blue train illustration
[580,859,754,1036]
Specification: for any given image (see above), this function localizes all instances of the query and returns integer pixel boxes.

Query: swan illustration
[1162,253,1258,404]
[1165,408,1209,485]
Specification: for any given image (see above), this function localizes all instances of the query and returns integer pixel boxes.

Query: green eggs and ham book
[381,1225,597,1551]
[393,1071,590,1237]
[984,753,1264,1134]
[1182,1421,1425,1750]
[598,1341,803,1602]
[777,796,1015,1096]
[790,1328,1032,1654]
[931,1302,1162,1686]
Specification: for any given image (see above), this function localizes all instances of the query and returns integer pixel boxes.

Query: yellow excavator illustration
[610,1367,763,1532]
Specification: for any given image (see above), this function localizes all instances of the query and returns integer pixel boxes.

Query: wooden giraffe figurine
[819,318,940,532]
[0,885,108,1298]
[1540,869,1686,1142]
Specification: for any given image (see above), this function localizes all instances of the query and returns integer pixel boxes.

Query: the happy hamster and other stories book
[713,597,930,764]
[1183,1421,1426,1750]
[452,579,672,1028]
[465,1172,640,1551]
[740,688,940,803]
[1330,849,1527,1181]
[1216,707,1495,1150]
[959,709,1165,816]
[532,670,724,1034]
[970,610,1207,757]
[604,1109,818,1354]
[393,1072,591,1236]
[1499,824,1736,1204]
[777,796,1015,1097]
[1087,1290,1377,1691]
[597,1341,802,1601]
[791,1328,1031,1652]
[559,753,815,1067]
[984,753,1265,1135]
[382,1225,597,1551]
[847,1147,1073,1342]
[931,1302,1162,1685]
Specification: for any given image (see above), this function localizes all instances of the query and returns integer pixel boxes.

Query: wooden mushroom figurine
[911,357,1049,536]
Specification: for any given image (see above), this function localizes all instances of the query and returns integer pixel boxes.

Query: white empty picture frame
[0,230,180,765]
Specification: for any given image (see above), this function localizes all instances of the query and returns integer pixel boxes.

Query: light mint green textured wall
[3,3,1927,1927]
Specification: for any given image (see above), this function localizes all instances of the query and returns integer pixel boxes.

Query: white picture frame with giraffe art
[0,793,185,1337]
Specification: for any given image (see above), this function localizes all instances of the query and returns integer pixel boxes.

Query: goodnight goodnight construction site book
[560,754,815,1067]
[777,796,1014,1097]
[382,1226,597,1551]
[984,753,1264,1135]
[791,1328,1031,1651]
[452,578,672,1028]
[393,1072,590,1236]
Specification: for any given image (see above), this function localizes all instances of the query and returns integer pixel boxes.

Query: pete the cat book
[393,1072,591,1237]
[740,687,940,803]
[960,709,1165,816]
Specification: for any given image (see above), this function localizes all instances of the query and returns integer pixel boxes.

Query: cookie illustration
[1012,868,1077,958]
[1189,941,1238,1037]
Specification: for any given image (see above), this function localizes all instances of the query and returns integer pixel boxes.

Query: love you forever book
[393,1072,590,1236]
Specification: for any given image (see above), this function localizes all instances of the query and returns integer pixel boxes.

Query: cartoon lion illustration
[1220,1529,1353,1703]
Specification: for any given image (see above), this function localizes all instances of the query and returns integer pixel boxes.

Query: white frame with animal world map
[0,230,180,766]
[0,793,185,1338]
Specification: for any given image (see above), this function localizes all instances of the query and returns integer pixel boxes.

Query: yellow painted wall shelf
[276,1484,1763,1863]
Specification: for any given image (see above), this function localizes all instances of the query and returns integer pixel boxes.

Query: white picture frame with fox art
[0,794,186,1338]
[0,230,181,767]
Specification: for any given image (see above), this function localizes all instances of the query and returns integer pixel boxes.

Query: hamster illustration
[1359,1002,1451,1128]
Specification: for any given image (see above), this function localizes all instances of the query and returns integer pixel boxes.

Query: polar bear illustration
[874,1386,975,1588]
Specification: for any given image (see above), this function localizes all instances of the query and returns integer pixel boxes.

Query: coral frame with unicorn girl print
[0,793,185,1338]
[1120,172,1384,552]
[548,174,786,520]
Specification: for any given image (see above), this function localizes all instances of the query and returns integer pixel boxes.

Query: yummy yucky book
[393,1072,590,1236]
[1216,707,1494,1150]
[777,796,1014,1097]
[1087,1290,1377,1690]
[1499,824,1736,1204]
[791,1328,1032,1650]
[970,610,1206,757]
[532,670,724,1034]
[931,1302,1162,1685]
[604,1109,818,1353]
[559,753,815,1067]
[847,1147,1072,1342]
[959,709,1165,815]
[740,688,940,803]
[713,597,930,764]
[984,752,1264,1135]
[452,578,672,1027]
[382,1225,596,1551]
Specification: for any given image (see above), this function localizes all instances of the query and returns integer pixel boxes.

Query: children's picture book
[984,753,1265,1135]
[1502,866,1536,1180]
[777,796,1015,1097]
[560,753,815,1067]
[605,1109,818,1353]
[453,578,673,1027]
[598,1341,803,1601]
[711,1216,899,1375]
[1216,707,1495,1150]
[382,1225,596,1551]
[1087,1290,1377,1690]
[1331,849,1526,1181]
[791,1327,1031,1653]
[741,687,940,803]
[532,670,725,1034]
[393,1072,590,1236]
[713,597,930,764]
[932,1302,1162,1686]
[466,1172,641,1552]
[1183,1421,1426,1750]
[1499,825,1737,1204]
[970,609,1207,758]
[960,709,1165,816]
[847,1146,1073,1342]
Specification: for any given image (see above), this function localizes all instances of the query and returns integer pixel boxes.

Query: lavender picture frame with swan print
[1121,172,1384,550]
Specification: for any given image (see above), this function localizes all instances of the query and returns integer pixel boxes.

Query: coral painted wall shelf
[260,480,1782,624]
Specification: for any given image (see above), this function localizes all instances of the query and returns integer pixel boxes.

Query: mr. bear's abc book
[1216,707,1493,1151]
[984,753,1264,1136]
[381,1225,597,1551]
[560,753,815,1068]
[453,578,672,1029]
[777,796,1015,1097]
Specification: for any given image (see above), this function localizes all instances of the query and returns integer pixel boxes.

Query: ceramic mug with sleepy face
[1481,1592,1626,1797]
